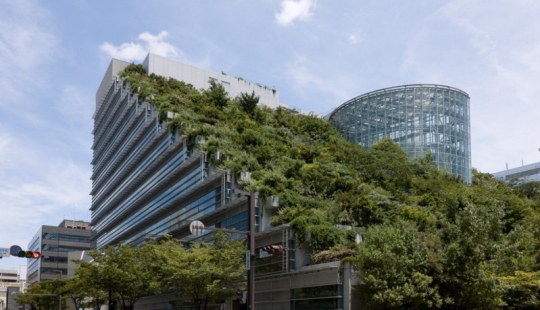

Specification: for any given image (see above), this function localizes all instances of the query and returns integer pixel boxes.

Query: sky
[1,0,540,270]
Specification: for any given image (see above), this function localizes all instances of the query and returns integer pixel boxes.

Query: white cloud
[275,0,317,26]
[0,0,58,107]
[397,0,540,172]
[282,53,351,111]
[100,31,181,62]
[348,34,360,44]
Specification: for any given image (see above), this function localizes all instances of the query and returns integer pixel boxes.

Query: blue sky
[2,0,540,270]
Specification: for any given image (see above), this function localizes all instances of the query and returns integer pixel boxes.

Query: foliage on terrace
[121,64,540,309]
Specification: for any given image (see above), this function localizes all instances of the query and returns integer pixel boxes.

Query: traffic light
[16,250,41,258]
[261,244,283,255]
[10,245,40,259]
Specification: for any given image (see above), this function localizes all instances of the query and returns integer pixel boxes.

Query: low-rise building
[0,269,24,310]
[492,161,540,183]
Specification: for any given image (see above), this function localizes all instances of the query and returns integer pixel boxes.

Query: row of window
[92,131,177,217]
[124,186,223,246]
[42,233,90,243]
[92,104,140,184]
[96,165,207,248]
[93,81,124,136]
[93,93,134,161]
[92,109,152,194]
[41,244,89,252]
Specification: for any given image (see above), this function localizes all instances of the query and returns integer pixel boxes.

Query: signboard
[9,245,22,256]
[189,220,205,237]
[245,250,251,270]
[0,247,8,258]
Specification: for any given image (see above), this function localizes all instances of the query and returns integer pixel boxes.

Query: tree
[65,268,107,310]
[354,222,441,309]
[435,203,506,309]
[75,242,163,310]
[238,91,259,116]
[16,279,65,310]
[205,79,229,108]
[156,233,245,310]
[499,271,540,309]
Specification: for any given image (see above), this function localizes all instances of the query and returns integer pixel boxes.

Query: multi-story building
[0,269,18,285]
[329,84,472,183]
[91,54,359,309]
[0,269,24,310]
[492,161,540,183]
[27,220,91,285]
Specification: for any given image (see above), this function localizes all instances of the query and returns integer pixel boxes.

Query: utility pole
[190,190,257,310]
[233,190,256,310]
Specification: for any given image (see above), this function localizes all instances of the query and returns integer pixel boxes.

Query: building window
[290,285,342,310]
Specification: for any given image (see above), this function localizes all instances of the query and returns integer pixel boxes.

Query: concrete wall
[143,54,281,108]
[6,287,20,310]
[95,59,131,116]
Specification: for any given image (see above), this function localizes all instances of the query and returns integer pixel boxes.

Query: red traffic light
[16,250,41,259]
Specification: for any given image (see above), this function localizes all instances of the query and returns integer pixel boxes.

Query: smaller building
[27,220,91,285]
[0,269,24,310]
[492,161,540,183]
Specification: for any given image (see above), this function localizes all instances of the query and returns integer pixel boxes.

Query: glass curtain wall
[329,84,471,183]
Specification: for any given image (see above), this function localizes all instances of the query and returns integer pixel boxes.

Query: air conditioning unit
[195,136,205,145]
[240,171,251,182]
[166,111,178,119]
[265,196,279,209]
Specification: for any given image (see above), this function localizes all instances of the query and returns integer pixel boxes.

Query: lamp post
[234,190,256,310]
[190,190,257,310]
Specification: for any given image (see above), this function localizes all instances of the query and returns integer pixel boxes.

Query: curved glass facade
[329,84,471,183]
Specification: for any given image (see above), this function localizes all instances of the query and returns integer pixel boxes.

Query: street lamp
[190,190,257,310]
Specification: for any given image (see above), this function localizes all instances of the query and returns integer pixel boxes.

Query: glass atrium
[329,84,471,183]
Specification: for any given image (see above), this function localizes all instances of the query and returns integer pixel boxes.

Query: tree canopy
[74,242,163,310]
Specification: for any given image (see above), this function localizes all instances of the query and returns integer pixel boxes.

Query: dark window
[291,285,342,310]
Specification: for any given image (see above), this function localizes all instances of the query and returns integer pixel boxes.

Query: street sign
[246,250,251,270]
[189,220,205,237]
[0,248,8,258]
[9,245,22,256]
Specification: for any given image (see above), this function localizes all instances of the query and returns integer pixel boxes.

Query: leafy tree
[436,203,506,309]
[16,279,65,310]
[238,91,259,116]
[156,233,245,310]
[75,242,163,310]
[499,271,540,309]
[67,266,108,310]
[355,222,441,309]
[57,277,88,310]
[204,79,229,108]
